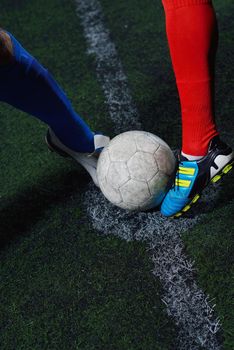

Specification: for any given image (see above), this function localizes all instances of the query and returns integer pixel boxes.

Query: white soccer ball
[97,130,176,211]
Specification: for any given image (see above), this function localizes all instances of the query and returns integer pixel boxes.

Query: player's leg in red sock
[162,0,219,158]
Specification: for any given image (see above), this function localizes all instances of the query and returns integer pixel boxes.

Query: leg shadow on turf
[0,169,89,249]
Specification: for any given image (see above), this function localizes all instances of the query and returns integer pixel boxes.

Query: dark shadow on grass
[0,168,90,250]
[0,0,27,11]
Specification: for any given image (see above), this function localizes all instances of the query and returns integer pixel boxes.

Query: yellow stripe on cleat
[192,194,200,203]
[222,163,233,174]
[211,174,222,183]
[175,178,191,188]
[179,167,196,176]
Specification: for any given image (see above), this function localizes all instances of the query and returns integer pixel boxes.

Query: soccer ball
[97,131,176,211]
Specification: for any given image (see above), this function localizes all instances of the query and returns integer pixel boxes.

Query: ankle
[181,151,204,161]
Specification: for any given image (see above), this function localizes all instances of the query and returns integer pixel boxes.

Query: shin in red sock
[162,0,219,156]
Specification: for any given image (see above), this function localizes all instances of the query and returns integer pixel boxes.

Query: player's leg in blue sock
[0,30,94,153]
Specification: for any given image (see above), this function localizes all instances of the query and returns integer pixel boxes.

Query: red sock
[162,0,219,156]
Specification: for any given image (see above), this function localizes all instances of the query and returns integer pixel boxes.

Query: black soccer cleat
[160,136,233,217]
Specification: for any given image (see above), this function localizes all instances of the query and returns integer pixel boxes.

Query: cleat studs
[222,164,233,174]
[192,194,200,203]
[183,205,191,212]
[174,212,183,218]
[212,174,222,183]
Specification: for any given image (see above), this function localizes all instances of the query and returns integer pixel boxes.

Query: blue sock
[0,32,95,153]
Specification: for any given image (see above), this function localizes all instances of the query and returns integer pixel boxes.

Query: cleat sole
[174,212,183,218]
[192,194,200,203]
[211,174,222,183]
[222,162,233,174]
[183,205,191,212]
[45,135,72,159]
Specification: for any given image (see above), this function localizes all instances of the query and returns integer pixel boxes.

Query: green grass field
[0,0,233,349]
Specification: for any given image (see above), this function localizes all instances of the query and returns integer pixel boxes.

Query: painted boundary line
[75,0,141,134]
[76,0,221,348]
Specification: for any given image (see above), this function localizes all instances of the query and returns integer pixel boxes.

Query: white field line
[75,0,141,134]
[76,0,221,349]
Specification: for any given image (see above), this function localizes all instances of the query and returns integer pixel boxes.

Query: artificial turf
[99,0,234,347]
[0,0,176,349]
[0,0,233,349]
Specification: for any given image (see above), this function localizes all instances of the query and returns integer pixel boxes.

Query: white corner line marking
[76,0,221,348]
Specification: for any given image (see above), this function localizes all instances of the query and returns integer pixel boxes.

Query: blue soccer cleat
[161,136,234,218]
[45,128,110,187]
